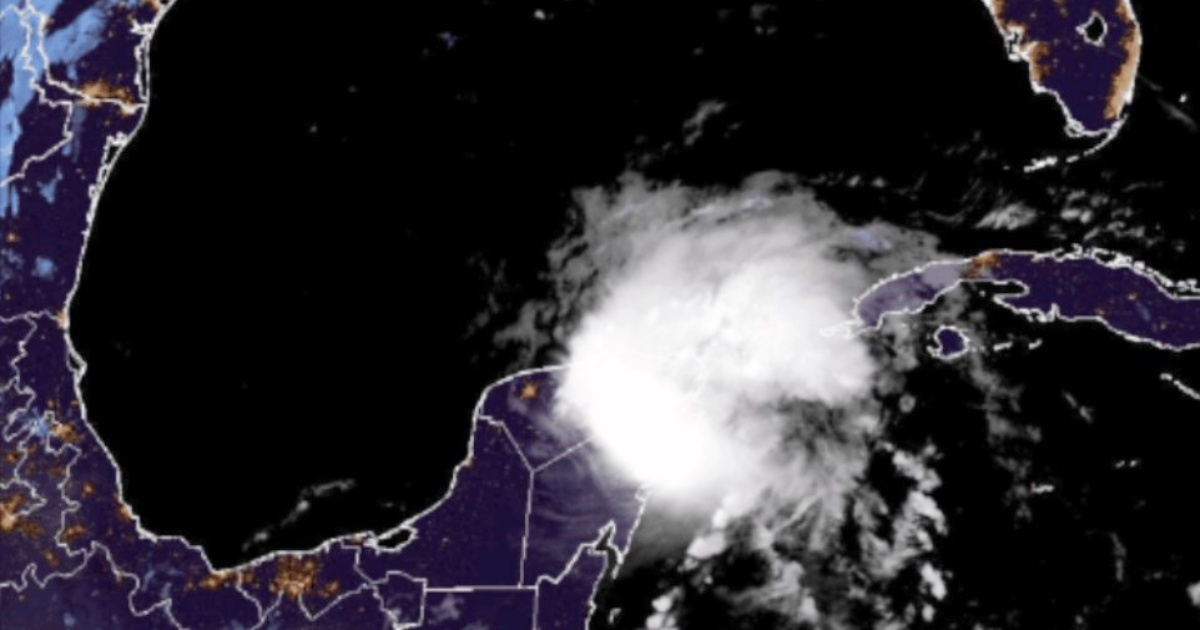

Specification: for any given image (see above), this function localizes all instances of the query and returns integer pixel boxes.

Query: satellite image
[3,0,1200,628]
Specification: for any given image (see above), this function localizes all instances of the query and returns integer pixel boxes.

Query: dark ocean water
[600,282,1200,628]
[67,0,1200,583]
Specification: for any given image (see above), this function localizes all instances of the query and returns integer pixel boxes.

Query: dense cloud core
[555,174,879,518]
[481,171,955,623]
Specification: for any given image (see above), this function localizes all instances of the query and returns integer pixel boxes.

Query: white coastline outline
[850,245,1200,355]
[927,324,971,361]
[976,0,1142,169]
[0,2,146,191]
[8,1,1184,627]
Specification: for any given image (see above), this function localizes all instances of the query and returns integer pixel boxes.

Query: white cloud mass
[477,171,964,624]
[553,173,885,521]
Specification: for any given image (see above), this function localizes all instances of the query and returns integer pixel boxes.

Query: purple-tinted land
[423,589,536,630]
[523,441,642,586]
[2,5,649,623]
[855,249,1200,350]
[979,0,1141,135]
[0,548,178,630]
[480,368,590,468]
[931,326,970,360]
[1,331,645,628]
[0,0,1178,628]
[0,0,157,317]
[2,336,644,629]
[386,418,532,587]
[536,542,611,630]
[374,571,425,626]
[353,371,644,625]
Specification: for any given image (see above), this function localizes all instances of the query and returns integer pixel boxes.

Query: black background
[69,0,1200,570]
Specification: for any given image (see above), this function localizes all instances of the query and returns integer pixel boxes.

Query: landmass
[2,5,644,627]
[0,0,1187,628]
[855,248,1200,351]
[929,325,970,360]
[2,334,644,629]
[979,0,1142,139]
